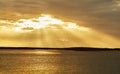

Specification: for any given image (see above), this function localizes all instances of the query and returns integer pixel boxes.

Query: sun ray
[0,14,120,48]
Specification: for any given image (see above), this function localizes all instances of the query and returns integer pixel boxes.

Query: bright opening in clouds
[13,14,78,32]
[0,14,79,32]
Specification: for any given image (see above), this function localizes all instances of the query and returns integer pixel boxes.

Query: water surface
[0,49,120,74]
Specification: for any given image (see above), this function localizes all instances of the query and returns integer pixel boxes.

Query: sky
[0,0,120,48]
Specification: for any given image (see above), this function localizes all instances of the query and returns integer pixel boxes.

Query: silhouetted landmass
[0,47,119,51]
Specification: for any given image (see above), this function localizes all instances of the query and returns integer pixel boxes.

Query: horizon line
[0,47,120,51]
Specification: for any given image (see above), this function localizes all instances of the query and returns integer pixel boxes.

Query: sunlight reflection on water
[0,49,120,74]
[0,49,61,54]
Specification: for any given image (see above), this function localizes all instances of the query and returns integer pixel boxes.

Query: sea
[0,49,120,74]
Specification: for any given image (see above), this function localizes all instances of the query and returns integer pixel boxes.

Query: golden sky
[0,0,120,48]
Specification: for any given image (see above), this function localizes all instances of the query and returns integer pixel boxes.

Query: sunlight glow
[1,26,7,29]
[12,14,78,32]
[0,20,13,25]
[0,14,120,48]
[0,14,87,33]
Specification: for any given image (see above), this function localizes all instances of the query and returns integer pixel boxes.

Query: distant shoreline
[0,47,119,51]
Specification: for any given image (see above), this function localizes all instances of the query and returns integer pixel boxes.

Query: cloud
[0,0,120,47]
[0,0,49,13]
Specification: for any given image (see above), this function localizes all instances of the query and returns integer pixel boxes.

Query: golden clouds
[0,14,78,32]
[0,14,120,48]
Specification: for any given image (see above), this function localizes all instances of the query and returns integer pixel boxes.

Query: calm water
[0,49,120,74]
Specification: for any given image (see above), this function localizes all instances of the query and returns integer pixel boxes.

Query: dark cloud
[0,0,120,38]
